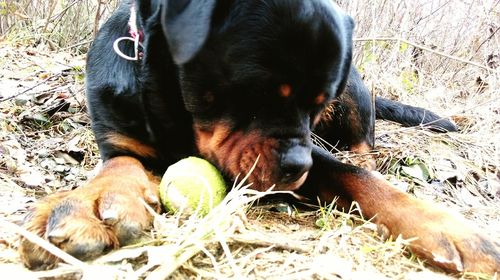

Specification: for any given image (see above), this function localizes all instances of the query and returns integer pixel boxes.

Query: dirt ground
[1,0,499,279]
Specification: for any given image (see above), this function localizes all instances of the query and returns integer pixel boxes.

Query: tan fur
[105,133,157,159]
[19,156,161,269]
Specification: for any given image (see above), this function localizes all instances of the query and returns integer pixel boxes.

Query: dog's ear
[339,15,354,95]
[161,0,216,65]
[330,5,355,96]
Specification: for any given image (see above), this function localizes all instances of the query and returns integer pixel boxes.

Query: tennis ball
[159,157,227,216]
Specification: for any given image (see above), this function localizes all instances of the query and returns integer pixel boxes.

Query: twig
[41,0,58,35]
[60,39,93,51]
[94,0,104,38]
[354,37,494,72]
[46,0,80,45]
[474,26,500,55]
[33,266,83,279]
[228,232,311,254]
[0,74,60,103]
[411,0,451,32]
[47,0,80,23]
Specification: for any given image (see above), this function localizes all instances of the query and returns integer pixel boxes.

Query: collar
[128,4,144,42]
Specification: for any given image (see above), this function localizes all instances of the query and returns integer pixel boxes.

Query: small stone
[15,95,30,106]
[54,165,68,173]
[36,149,50,158]
[40,159,56,169]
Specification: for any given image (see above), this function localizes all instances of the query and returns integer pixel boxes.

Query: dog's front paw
[410,221,499,274]
[19,157,161,270]
[382,201,500,274]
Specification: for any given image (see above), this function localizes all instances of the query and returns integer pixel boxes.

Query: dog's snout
[279,144,312,184]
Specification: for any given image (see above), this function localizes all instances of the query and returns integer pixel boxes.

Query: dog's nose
[279,145,312,184]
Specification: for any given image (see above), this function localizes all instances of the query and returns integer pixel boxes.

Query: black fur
[85,0,456,190]
[375,97,457,132]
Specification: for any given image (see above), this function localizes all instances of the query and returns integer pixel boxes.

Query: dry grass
[0,0,499,279]
[0,0,118,53]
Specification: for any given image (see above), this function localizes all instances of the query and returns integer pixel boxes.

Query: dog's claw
[101,209,119,226]
[47,229,67,246]
[397,210,500,274]
[431,252,463,273]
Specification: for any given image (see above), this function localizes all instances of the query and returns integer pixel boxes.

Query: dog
[19,0,499,273]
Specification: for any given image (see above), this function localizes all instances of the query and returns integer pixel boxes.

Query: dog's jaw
[193,122,311,192]
[274,171,309,191]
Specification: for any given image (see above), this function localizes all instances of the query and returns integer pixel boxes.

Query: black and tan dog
[20,0,499,274]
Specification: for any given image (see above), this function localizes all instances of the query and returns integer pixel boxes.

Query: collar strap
[128,4,144,42]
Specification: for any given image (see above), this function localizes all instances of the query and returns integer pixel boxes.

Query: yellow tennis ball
[159,157,227,216]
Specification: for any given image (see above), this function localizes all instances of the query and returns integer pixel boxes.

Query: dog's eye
[279,84,292,98]
[314,92,327,105]
[204,91,215,104]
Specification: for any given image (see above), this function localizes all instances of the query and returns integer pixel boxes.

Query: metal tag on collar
[113,35,144,61]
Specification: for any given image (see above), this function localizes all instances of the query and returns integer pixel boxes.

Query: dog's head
[161,0,353,191]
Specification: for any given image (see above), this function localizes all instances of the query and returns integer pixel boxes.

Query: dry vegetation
[0,0,499,279]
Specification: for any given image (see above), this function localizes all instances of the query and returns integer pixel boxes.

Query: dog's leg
[316,67,376,170]
[299,146,500,274]
[19,156,161,269]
